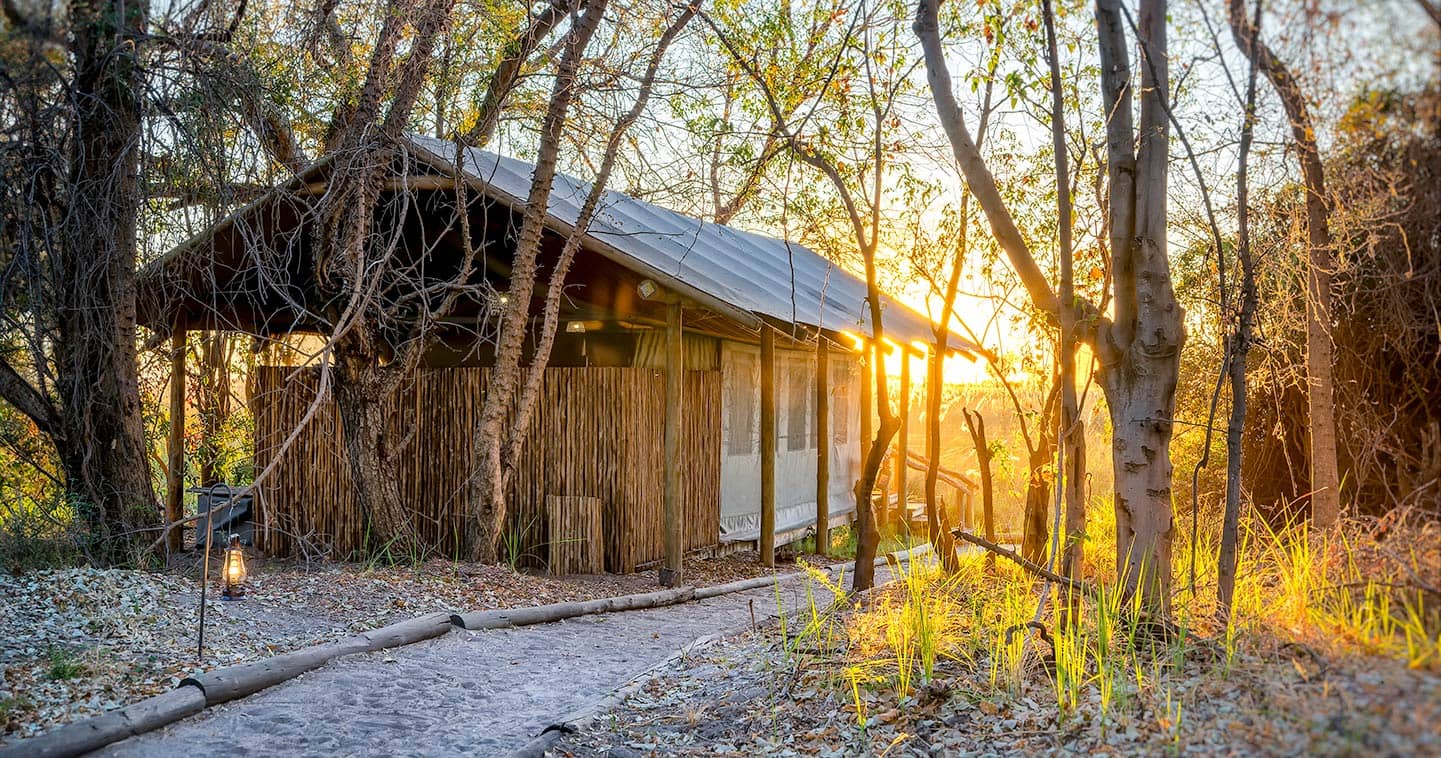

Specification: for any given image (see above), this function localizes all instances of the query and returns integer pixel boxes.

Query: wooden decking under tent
[250,366,722,573]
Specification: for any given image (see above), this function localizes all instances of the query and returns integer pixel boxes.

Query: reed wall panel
[249,366,721,571]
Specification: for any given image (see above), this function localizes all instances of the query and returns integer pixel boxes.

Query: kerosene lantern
[220,534,247,600]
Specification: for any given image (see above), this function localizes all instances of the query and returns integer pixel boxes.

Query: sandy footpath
[98,566,864,757]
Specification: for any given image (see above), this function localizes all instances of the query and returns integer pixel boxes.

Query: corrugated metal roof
[406,135,972,354]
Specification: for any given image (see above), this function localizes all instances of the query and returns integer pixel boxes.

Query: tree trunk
[963,408,995,568]
[1060,420,1086,581]
[918,0,1179,612]
[1220,2,1263,617]
[923,348,956,570]
[851,340,893,590]
[1021,449,1052,565]
[199,332,233,486]
[1226,0,1340,529]
[1103,364,1178,612]
[853,328,901,591]
[1043,0,1086,591]
[51,0,158,565]
[467,0,607,563]
[852,417,897,589]
[333,351,417,557]
[1097,0,1179,613]
[1021,390,1059,565]
[165,332,187,557]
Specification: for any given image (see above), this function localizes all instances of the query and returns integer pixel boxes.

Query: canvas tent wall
[718,340,861,541]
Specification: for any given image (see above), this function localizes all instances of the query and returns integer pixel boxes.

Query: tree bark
[460,0,576,148]
[1021,387,1059,565]
[317,0,457,559]
[166,332,187,557]
[52,0,159,564]
[1102,0,1180,612]
[466,1,606,563]
[500,0,699,517]
[1227,0,1340,529]
[333,351,418,557]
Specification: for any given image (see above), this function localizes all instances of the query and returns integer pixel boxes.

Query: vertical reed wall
[250,366,722,572]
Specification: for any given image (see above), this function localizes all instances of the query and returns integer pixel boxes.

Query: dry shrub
[1246,86,1441,519]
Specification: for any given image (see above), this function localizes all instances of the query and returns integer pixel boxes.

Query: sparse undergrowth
[0,550,803,744]
[555,508,1441,755]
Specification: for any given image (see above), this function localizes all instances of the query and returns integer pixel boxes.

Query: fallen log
[693,573,786,600]
[181,637,372,705]
[949,528,1097,598]
[181,611,454,705]
[451,588,696,630]
[0,685,206,758]
[354,611,454,650]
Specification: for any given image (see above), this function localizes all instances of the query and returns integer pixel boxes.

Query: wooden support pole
[859,340,874,526]
[760,326,776,566]
[895,349,910,530]
[814,337,830,557]
[859,340,873,468]
[661,302,684,587]
[166,329,187,557]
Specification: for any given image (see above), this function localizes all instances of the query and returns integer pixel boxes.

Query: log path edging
[3,545,929,758]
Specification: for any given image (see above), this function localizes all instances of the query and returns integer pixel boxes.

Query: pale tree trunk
[1227,0,1340,529]
[1042,0,1086,590]
[1101,0,1178,612]
[467,0,607,564]
[1219,0,1263,618]
[917,0,1179,612]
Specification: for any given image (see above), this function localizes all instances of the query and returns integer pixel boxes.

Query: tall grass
[819,495,1441,733]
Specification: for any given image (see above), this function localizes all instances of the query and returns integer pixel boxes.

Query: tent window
[832,361,850,444]
[727,352,757,455]
[787,359,809,451]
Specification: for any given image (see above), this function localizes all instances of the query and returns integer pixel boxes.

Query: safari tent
[140,135,976,572]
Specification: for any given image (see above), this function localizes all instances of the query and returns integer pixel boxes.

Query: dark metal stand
[197,505,214,660]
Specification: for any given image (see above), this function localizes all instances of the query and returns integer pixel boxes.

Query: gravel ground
[93,563,875,757]
[0,550,804,744]
[551,587,1441,757]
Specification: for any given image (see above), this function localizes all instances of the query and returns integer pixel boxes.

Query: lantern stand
[197,502,215,660]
